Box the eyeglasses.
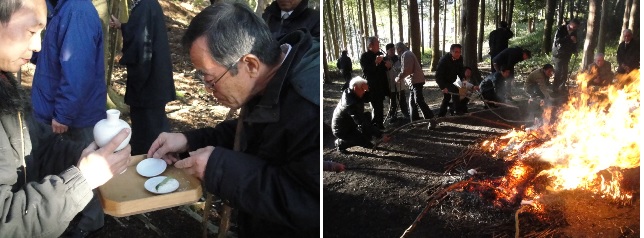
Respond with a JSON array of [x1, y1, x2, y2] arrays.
[[198, 63, 235, 89]]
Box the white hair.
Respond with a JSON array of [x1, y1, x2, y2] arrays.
[[349, 76, 368, 89]]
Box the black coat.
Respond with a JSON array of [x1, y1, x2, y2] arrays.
[[488, 27, 513, 57], [331, 88, 382, 138], [120, 0, 176, 107], [492, 47, 524, 72], [435, 53, 464, 91], [262, 0, 320, 40], [617, 39, 640, 70], [182, 31, 319, 237], [360, 50, 389, 100], [336, 55, 352, 77], [552, 25, 578, 59]]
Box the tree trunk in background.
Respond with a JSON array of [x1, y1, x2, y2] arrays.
[[409, 0, 422, 62], [568, 0, 574, 20], [575, 0, 581, 19], [462, 0, 478, 70], [398, 0, 404, 42], [323, 43, 330, 84], [389, 0, 394, 42], [362, 0, 370, 37], [357, 0, 366, 51], [477, 0, 485, 61], [370, 0, 378, 37], [339, 0, 348, 50], [596, 0, 609, 53], [495, 0, 499, 28], [628, 0, 638, 37], [460, 1, 466, 44], [254, 0, 270, 15], [542, 0, 556, 54], [508, 0, 514, 27], [421, 1, 424, 55], [454, 0, 459, 41], [442, 1, 447, 55], [431, 0, 440, 71], [557, 0, 565, 25], [581, 0, 599, 69], [619, 0, 631, 42], [95, 0, 128, 112], [327, 0, 339, 59]]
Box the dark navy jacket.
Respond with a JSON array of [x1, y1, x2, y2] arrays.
[[31, 0, 106, 128]]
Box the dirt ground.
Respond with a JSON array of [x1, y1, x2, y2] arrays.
[[322, 71, 640, 237]]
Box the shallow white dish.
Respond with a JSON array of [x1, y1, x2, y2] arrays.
[[144, 176, 179, 194], [136, 158, 167, 177]]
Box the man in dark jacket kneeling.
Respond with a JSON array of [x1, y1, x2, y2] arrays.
[[147, 3, 319, 237], [332, 77, 390, 153]]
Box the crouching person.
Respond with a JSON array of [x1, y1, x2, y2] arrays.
[[332, 77, 390, 153], [480, 65, 511, 108]]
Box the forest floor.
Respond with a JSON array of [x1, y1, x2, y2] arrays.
[[322, 69, 640, 237], [20, 1, 235, 237]]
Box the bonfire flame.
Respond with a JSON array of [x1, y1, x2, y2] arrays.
[[480, 70, 640, 203]]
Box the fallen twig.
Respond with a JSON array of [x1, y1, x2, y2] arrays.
[[400, 180, 471, 238]]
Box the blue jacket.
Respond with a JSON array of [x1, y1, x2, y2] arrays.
[[31, 0, 106, 128]]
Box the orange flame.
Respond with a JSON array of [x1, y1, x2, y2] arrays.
[[481, 70, 640, 201]]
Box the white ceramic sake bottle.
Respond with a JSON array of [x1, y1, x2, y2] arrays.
[[93, 109, 131, 151]]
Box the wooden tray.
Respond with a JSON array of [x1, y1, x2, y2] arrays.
[[98, 155, 203, 217]]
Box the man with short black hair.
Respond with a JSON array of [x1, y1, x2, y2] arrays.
[[0, 1, 131, 236], [147, 3, 319, 236], [337, 50, 352, 89], [552, 19, 580, 93], [525, 64, 555, 101], [480, 65, 511, 106], [360, 36, 390, 129], [436, 44, 464, 117], [488, 21, 514, 60]]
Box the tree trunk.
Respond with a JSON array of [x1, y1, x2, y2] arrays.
[[628, 0, 638, 37], [362, 0, 370, 37], [462, 0, 479, 69], [370, 0, 378, 37], [339, 0, 348, 50], [581, 0, 600, 69], [569, 0, 574, 20], [398, 0, 404, 42], [454, 0, 459, 41], [431, 0, 440, 71], [620, 0, 632, 42], [95, 0, 128, 112], [421, 0, 424, 55], [254, 0, 270, 15], [442, 1, 447, 55], [477, 0, 485, 61], [409, 0, 422, 62], [507, 0, 514, 27], [596, 0, 609, 53], [575, 0, 581, 19], [389, 0, 394, 42], [495, 0, 499, 28], [542, 0, 556, 54], [327, 0, 339, 59], [357, 0, 366, 51], [323, 43, 330, 84], [557, 0, 565, 25]]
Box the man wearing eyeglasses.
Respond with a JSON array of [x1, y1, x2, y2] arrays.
[[331, 77, 391, 153], [146, 3, 319, 237]]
